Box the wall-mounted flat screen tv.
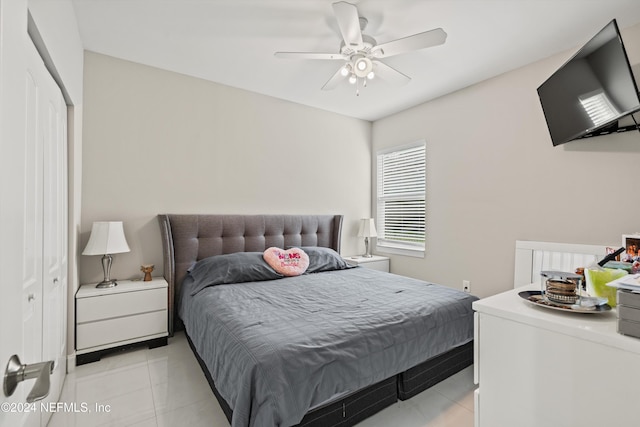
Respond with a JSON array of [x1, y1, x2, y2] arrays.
[[537, 19, 640, 146]]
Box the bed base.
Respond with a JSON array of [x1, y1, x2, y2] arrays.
[[186, 331, 397, 426], [397, 341, 473, 400], [186, 331, 472, 426]]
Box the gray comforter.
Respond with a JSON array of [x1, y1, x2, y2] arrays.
[[179, 267, 477, 427]]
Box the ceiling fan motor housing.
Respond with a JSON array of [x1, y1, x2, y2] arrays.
[[340, 34, 378, 56]]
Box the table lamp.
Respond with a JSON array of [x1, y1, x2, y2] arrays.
[[82, 221, 130, 288], [357, 218, 377, 258]]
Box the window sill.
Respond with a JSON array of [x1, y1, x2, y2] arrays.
[[376, 244, 424, 258]]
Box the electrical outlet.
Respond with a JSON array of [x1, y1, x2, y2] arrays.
[[463, 280, 471, 293]]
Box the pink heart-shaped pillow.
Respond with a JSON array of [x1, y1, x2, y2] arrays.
[[263, 247, 309, 277]]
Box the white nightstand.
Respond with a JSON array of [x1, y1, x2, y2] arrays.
[[75, 278, 168, 365], [344, 255, 390, 272]]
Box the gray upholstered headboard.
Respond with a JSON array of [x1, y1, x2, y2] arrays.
[[157, 214, 343, 334]]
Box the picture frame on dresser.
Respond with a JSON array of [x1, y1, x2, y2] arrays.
[[622, 234, 640, 263]]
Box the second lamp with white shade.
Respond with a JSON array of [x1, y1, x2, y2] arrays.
[[357, 218, 377, 258], [82, 221, 130, 288]]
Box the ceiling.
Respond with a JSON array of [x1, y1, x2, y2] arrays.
[[71, 0, 640, 121]]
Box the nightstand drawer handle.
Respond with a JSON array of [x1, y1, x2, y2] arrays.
[[53, 278, 58, 284], [27, 293, 35, 302]]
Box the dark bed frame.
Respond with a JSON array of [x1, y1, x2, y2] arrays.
[[158, 214, 473, 426]]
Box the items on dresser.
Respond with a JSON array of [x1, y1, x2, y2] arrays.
[[585, 267, 627, 307], [540, 270, 582, 304]]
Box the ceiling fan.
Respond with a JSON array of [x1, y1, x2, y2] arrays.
[[274, 1, 447, 94]]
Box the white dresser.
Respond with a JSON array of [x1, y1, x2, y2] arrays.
[[75, 278, 168, 364], [473, 286, 640, 427]]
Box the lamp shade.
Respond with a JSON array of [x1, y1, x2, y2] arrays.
[[82, 221, 130, 255], [357, 218, 378, 238]]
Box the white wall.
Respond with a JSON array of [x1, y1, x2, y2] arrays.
[[80, 52, 372, 284], [372, 22, 640, 299], [80, 21, 640, 299]]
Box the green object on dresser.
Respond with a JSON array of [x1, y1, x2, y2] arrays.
[[585, 268, 628, 307], [603, 261, 634, 272]]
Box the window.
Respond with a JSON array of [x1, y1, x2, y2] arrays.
[[579, 90, 619, 127], [376, 141, 425, 255]]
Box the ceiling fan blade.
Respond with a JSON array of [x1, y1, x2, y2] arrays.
[[332, 1, 364, 50], [322, 66, 347, 91], [372, 28, 447, 58], [275, 52, 346, 60], [373, 60, 411, 86]]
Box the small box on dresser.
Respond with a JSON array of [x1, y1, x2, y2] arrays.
[[617, 289, 640, 339], [75, 278, 169, 365]]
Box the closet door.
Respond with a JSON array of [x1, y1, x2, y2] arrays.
[[12, 30, 45, 427], [31, 40, 68, 427], [40, 57, 67, 426]]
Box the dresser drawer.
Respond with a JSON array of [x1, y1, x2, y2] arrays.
[[618, 304, 640, 323], [618, 290, 640, 308], [77, 287, 167, 323], [76, 310, 167, 350]]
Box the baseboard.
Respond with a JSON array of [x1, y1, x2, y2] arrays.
[[66, 352, 76, 373]]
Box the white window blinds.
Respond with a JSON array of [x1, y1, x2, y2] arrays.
[[579, 90, 619, 127], [376, 142, 425, 252]]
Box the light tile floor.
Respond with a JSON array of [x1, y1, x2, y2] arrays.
[[49, 332, 476, 427]]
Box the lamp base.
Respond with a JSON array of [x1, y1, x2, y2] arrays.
[[96, 254, 118, 288], [96, 280, 118, 288], [361, 237, 373, 258]]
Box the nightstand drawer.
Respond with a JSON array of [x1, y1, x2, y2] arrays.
[[77, 287, 167, 323], [76, 310, 167, 350]]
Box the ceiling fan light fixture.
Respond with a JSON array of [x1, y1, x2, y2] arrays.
[[340, 64, 351, 76], [348, 75, 357, 84], [352, 56, 373, 78], [367, 71, 375, 79]]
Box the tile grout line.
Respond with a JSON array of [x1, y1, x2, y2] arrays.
[[431, 388, 475, 414], [144, 357, 161, 426]]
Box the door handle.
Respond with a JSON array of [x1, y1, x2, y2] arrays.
[[3, 355, 54, 403]]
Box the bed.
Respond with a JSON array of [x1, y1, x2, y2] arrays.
[[158, 214, 477, 427]]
